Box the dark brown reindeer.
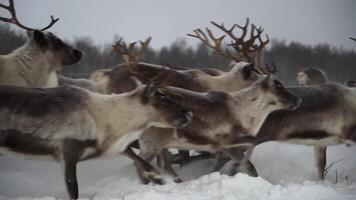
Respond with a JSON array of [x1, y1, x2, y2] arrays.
[[0, 82, 192, 199], [0, 0, 82, 88]]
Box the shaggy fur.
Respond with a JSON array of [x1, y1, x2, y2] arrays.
[[0, 84, 191, 199], [0, 30, 82, 88]]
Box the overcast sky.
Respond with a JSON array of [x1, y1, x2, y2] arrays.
[[1, 0, 356, 50]]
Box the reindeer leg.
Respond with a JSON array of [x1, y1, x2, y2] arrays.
[[158, 149, 182, 183], [123, 147, 165, 185], [314, 145, 327, 180], [221, 146, 257, 177], [59, 139, 84, 200], [211, 152, 230, 172]]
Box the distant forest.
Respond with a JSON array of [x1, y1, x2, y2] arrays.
[[1, 24, 356, 85]]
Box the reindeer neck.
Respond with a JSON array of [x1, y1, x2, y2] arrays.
[[202, 70, 243, 92], [231, 88, 274, 136], [10, 42, 58, 87], [88, 89, 154, 144]]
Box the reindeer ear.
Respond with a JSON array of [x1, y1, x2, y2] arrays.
[[32, 30, 47, 47], [140, 84, 156, 104], [260, 75, 271, 89]]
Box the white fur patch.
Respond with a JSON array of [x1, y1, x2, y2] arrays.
[[105, 130, 143, 156]]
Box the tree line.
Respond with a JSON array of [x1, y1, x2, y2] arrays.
[[1, 24, 355, 85]]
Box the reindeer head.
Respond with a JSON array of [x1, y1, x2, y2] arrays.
[[27, 30, 83, 68], [251, 76, 301, 111], [0, 0, 82, 69]]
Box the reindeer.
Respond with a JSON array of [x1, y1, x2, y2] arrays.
[[221, 82, 354, 180], [0, 0, 82, 88], [297, 67, 328, 86], [88, 20, 273, 180], [136, 74, 300, 183], [90, 18, 271, 95], [0, 81, 193, 199]]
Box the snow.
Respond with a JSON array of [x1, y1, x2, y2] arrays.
[[0, 142, 355, 200]]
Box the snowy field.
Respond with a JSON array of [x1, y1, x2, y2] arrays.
[[0, 142, 355, 200]]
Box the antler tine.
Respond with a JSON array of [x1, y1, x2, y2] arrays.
[[211, 21, 239, 41], [188, 27, 243, 62], [235, 17, 250, 39], [252, 24, 269, 50], [212, 19, 258, 62], [113, 37, 152, 77], [0, 0, 58, 31], [350, 37, 356, 42], [136, 37, 152, 62]]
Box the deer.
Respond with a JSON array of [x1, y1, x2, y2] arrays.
[[91, 18, 272, 95], [163, 34, 356, 181], [136, 74, 301, 183], [296, 66, 329, 86], [0, 80, 193, 199], [89, 18, 272, 96], [0, 0, 82, 88]]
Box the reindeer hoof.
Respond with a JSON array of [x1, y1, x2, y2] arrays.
[[150, 176, 165, 185], [173, 177, 183, 183], [144, 171, 166, 185]]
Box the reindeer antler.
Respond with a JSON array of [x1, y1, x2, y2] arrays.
[[187, 28, 240, 61], [350, 37, 356, 42], [113, 37, 152, 65], [0, 0, 59, 31], [212, 18, 269, 62], [188, 18, 270, 66]]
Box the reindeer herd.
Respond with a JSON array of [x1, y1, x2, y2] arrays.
[[0, 1, 356, 199]]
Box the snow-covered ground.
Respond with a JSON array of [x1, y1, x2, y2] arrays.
[[0, 142, 355, 200]]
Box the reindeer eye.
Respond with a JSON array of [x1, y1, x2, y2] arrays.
[[274, 80, 283, 89]]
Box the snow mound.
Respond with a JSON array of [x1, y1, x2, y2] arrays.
[[80, 173, 355, 200]]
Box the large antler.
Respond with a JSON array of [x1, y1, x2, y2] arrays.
[[113, 37, 152, 65], [188, 18, 270, 68], [211, 18, 269, 65], [0, 0, 59, 31], [187, 28, 241, 62]]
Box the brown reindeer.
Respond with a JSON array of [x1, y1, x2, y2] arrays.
[[0, 82, 192, 199], [0, 0, 82, 88]]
